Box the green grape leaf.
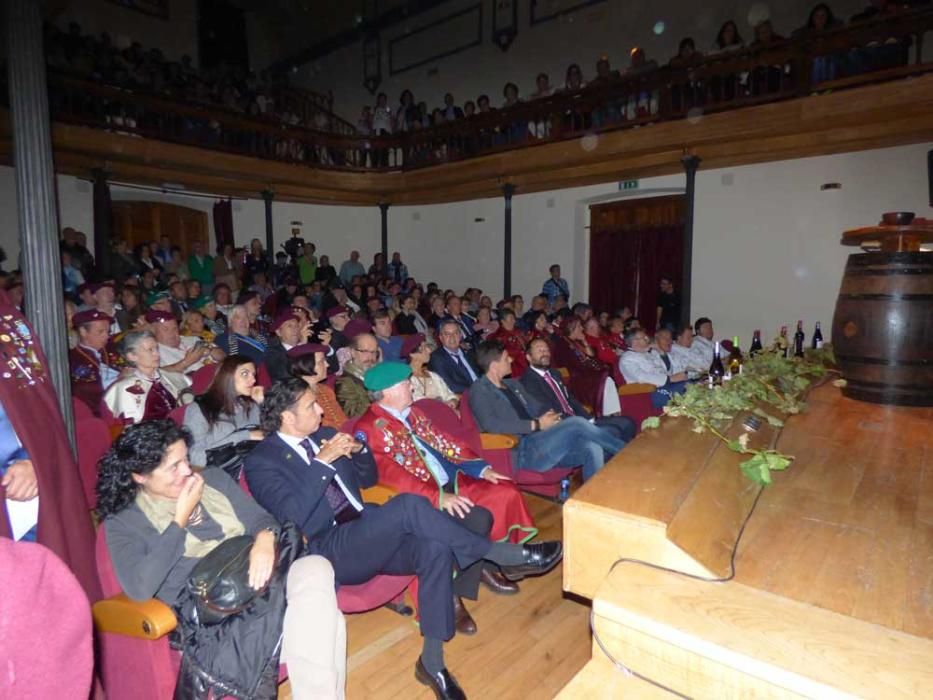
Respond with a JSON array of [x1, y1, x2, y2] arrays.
[[641, 416, 661, 431], [727, 440, 743, 453]]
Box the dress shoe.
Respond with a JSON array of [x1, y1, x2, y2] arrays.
[[453, 596, 477, 635], [499, 541, 563, 582], [383, 599, 414, 617], [415, 658, 467, 700], [480, 567, 521, 594]]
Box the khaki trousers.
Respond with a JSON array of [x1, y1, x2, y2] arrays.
[[282, 555, 347, 700]]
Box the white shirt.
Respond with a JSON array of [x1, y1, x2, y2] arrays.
[[691, 336, 715, 370], [159, 336, 204, 373], [619, 349, 669, 387], [669, 344, 697, 373], [277, 431, 364, 513]]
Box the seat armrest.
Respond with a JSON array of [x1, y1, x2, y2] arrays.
[[618, 383, 657, 396], [480, 433, 519, 449], [361, 484, 397, 505], [92, 593, 177, 640]]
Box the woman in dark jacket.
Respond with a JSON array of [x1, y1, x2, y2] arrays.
[[97, 420, 346, 699]]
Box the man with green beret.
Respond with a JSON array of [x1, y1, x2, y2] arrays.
[[191, 295, 227, 336]]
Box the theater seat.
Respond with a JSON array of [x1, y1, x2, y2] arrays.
[[189, 363, 219, 394], [616, 382, 662, 431], [73, 398, 112, 510], [458, 390, 577, 500]]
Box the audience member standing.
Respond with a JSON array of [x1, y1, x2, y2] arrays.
[[541, 264, 570, 305]]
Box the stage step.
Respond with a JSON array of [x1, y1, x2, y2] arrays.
[[555, 654, 672, 699], [589, 564, 933, 699]]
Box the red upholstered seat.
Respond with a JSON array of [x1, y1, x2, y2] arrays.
[[189, 363, 219, 395], [167, 404, 187, 426], [73, 399, 113, 510], [458, 390, 577, 500], [256, 362, 273, 389]]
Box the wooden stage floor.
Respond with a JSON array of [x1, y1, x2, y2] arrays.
[[338, 493, 592, 699]]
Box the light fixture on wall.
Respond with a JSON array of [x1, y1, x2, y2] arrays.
[[820, 183, 842, 191]]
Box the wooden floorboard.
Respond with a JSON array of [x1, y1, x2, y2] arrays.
[[343, 493, 592, 700]]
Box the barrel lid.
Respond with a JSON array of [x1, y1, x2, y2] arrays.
[[842, 223, 933, 252]]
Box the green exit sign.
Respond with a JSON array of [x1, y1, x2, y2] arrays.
[[619, 179, 639, 190]]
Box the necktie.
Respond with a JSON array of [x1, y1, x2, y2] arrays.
[[299, 438, 360, 525], [543, 371, 574, 415], [453, 352, 474, 381], [660, 352, 672, 372]]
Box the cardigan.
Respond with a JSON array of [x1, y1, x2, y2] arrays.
[[183, 401, 262, 468]]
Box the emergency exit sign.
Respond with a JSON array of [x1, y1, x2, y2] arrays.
[[619, 179, 639, 190]]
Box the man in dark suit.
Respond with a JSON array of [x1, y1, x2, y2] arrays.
[[244, 378, 562, 700], [263, 308, 305, 382], [428, 320, 481, 394], [468, 340, 627, 482], [440, 297, 477, 350], [519, 338, 636, 443]]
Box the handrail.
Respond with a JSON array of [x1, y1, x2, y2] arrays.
[[10, 7, 930, 173]]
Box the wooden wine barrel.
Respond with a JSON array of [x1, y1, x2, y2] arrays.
[[831, 251, 933, 406]]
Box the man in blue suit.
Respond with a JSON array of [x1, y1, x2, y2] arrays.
[[244, 377, 562, 700], [428, 320, 481, 394]]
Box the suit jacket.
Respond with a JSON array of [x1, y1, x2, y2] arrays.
[[263, 339, 290, 382], [428, 346, 480, 394], [467, 376, 546, 436], [243, 427, 378, 541], [519, 367, 591, 419]]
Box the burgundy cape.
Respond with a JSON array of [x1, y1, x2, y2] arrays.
[[0, 294, 102, 601]]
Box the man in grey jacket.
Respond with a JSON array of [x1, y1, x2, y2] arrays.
[[467, 340, 626, 481]]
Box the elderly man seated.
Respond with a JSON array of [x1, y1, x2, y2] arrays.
[[69, 309, 121, 416], [265, 308, 309, 382], [690, 316, 716, 369], [670, 324, 704, 374], [468, 340, 626, 482], [335, 332, 381, 418], [429, 320, 480, 395], [146, 309, 225, 374], [619, 328, 687, 409], [356, 362, 537, 633]]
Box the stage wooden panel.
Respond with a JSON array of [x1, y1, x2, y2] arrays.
[[562, 382, 933, 698]]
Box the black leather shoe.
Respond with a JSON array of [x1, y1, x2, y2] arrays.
[[499, 541, 563, 582], [453, 596, 477, 635], [415, 658, 467, 700], [480, 567, 521, 594]]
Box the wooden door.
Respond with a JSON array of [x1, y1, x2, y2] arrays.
[[111, 201, 209, 257]]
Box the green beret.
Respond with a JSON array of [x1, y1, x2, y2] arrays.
[[191, 295, 215, 310], [363, 362, 412, 392], [146, 289, 171, 306]]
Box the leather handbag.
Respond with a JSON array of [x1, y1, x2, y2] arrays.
[[204, 438, 261, 482], [187, 534, 269, 625]]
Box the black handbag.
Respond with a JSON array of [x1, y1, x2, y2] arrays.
[[187, 534, 270, 625], [205, 438, 261, 482]]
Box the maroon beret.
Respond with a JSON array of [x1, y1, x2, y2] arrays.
[[144, 310, 176, 324], [270, 309, 300, 333], [72, 309, 113, 329], [88, 282, 115, 294], [343, 319, 373, 341], [400, 333, 426, 360], [325, 305, 351, 320], [286, 343, 329, 359]]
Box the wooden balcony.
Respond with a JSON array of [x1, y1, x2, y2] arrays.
[[0, 8, 931, 205]]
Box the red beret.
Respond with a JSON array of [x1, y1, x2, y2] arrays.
[[72, 309, 113, 329], [400, 333, 426, 360], [144, 310, 176, 324], [343, 319, 372, 341], [270, 309, 299, 333], [88, 282, 115, 294], [286, 343, 329, 359], [325, 305, 350, 320]]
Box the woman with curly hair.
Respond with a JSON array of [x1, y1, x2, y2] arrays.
[[183, 356, 266, 468], [97, 420, 346, 699]]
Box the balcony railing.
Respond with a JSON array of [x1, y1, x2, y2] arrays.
[[13, 7, 933, 173]]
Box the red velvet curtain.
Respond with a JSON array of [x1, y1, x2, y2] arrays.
[[589, 224, 684, 323], [212, 199, 234, 253]]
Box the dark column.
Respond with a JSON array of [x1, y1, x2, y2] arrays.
[[502, 184, 515, 298], [92, 168, 112, 278], [262, 190, 274, 264], [681, 155, 701, 330], [379, 202, 389, 276], [5, 0, 74, 444]]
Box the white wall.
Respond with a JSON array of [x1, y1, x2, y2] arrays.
[[0, 142, 929, 346], [297, 0, 866, 120]]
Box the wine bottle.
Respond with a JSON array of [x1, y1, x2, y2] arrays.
[[728, 336, 743, 378], [793, 320, 805, 358], [778, 326, 789, 358], [812, 321, 823, 349], [709, 341, 725, 387], [749, 330, 763, 356]]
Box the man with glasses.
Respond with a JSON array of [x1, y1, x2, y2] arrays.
[[336, 333, 381, 417], [429, 320, 481, 394], [619, 328, 688, 409]]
